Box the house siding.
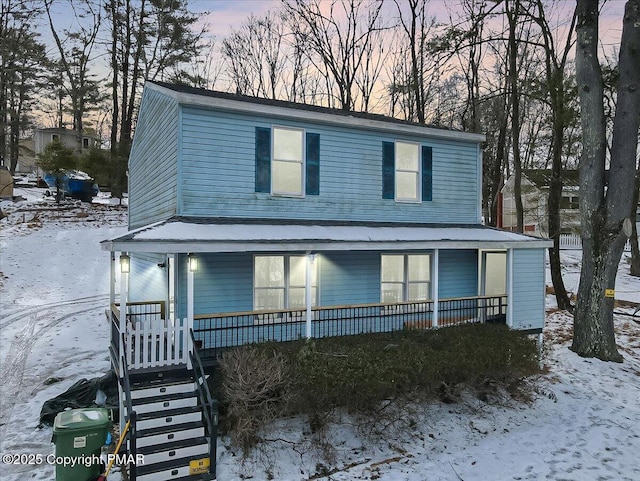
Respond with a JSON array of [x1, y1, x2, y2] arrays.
[[128, 88, 179, 229], [511, 248, 546, 330], [179, 106, 480, 224], [173, 249, 481, 318], [438, 250, 478, 299], [129, 253, 167, 303], [319, 252, 380, 305]]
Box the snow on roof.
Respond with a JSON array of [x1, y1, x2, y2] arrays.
[[102, 217, 552, 253]]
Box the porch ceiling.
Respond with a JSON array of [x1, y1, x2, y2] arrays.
[[101, 217, 552, 253]]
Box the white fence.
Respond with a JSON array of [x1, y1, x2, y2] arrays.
[[559, 233, 632, 252], [125, 318, 192, 370]]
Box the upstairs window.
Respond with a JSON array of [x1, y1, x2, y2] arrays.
[[395, 142, 420, 201], [382, 141, 432, 202], [381, 254, 431, 303], [560, 196, 579, 210], [255, 127, 320, 196], [51, 134, 60, 142], [273, 127, 304, 196]]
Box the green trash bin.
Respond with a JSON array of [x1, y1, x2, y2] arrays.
[[52, 408, 112, 481]]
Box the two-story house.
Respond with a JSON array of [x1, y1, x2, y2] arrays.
[[500, 169, 581, 237], [101, 81, 551, 481], [34, 127, 100, 154]]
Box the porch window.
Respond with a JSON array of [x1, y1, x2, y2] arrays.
[[381, 254, 431, 303], [254, 255, 318, 310]]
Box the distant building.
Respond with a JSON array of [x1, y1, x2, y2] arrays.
[[34, 128, 100, 156], [500, 169, 580, 237]]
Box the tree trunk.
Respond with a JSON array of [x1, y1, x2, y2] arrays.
[[507, 0, 524, 232], [573, 0, 640, 361], [629, 171, 640, 277], [548, 76, 572, 310]]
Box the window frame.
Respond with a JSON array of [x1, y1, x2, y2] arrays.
[[253, 254, 319, 312], [271, 125, 306, 197], [394, 141, 421, 203], [380, 253, 432, 303]]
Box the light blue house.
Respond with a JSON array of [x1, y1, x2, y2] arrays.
[[101, 81, 550, 480]]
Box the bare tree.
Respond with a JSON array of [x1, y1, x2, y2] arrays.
[[522, 0, 578, 310], [282, 0, 386, 111], [0, 0, 47, 173], [572, 0, 640, 361], [392, 0, 434, 124], [44, 0, 103, 141], [222, 11, 289, 99]]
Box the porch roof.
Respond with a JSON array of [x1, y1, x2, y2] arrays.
[[101, 217, 552, 253]]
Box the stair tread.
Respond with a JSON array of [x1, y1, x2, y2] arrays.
[[150, 475, 215, 481], [131, 376, 195, 390], [134, 405, 202, 421], [137, 436, 209, 455], [137, 420, 204, 438], [131, 389, 197, 405], [136, 453, 213, 476]]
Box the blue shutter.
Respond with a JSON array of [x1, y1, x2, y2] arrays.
[[382, 141, 395, 199], [306, 132, 320, 195], [422, 145, 432, 201], [255, 127, 271, 193]]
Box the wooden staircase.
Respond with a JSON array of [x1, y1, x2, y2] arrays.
[[126, 370, 215, 480], [119, 329, 218, 481]]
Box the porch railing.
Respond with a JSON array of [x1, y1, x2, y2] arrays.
[[110, 301, 192, 371], [192, 295, 507, 355], [126, 318, 190, 370]]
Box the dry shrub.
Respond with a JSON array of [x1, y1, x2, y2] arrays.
[[219, 345, 293, 452]]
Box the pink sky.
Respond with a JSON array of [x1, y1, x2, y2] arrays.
[[191, 0, 626, 46]]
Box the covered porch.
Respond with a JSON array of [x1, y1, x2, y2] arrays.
[[102, 217, 551, 373]]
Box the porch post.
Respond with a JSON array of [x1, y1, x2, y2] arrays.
[[506, 248, 514, 327], [433, 249, 439, 328], [119, 255, 129, 368], [118, 253, 129, 431], [187, 255, 195, 369], [109, 252, 115, 310], [305, 253, 315, 339]]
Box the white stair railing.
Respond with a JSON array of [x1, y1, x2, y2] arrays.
[[126, 318, 189, 369]]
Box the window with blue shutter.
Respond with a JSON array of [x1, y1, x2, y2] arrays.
[[256, 126, 320, 196], [384, 141, 433, 202]]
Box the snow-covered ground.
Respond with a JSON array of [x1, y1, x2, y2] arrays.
[[0, 190, 638, 481]]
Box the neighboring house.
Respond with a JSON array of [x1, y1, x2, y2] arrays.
[[34, 127, 100, 155], [101, 81, 551, 480], [500, 169, 581, 237]]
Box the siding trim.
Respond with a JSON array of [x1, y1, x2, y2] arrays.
[[177, 105, 184, 215]]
